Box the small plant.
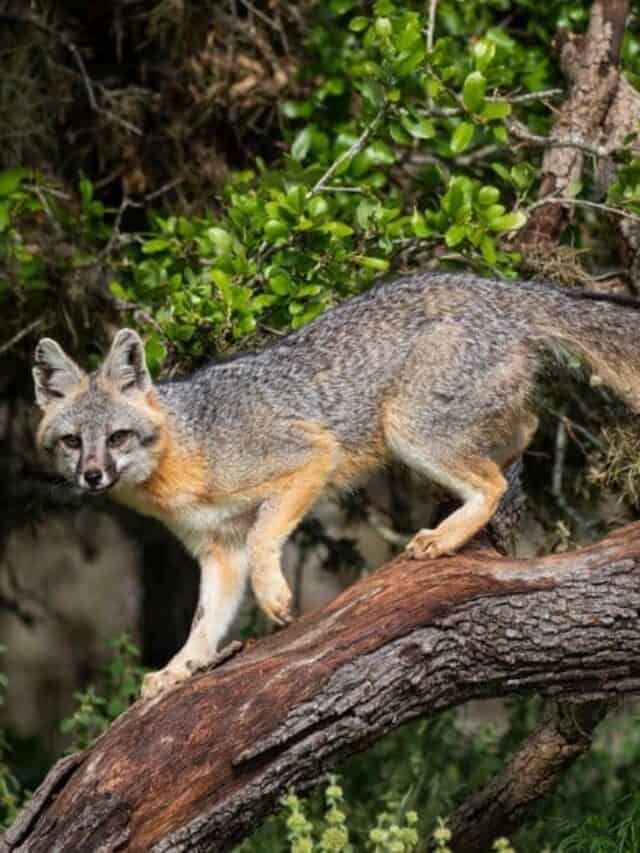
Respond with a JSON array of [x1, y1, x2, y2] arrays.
[[432, 817, 452, 852], [368, 807, 419, 853], [0, 650, 23, 829], [261, 775, 419, 853], [493, 837, 517, 853], [60, 634, 146, 751]]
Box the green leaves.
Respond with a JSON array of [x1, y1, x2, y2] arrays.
[[349, 15, 369, 32], [400, 113, 436, 140], [451, 122, 475, 154], [0, 168, 30, 197], [142, 238, 172, 254], [207, 227, 234, 254], [291, 127, 313, 162], [462, 71, 486, 113], [481, 100, 511, 121], [2, 0, 571, 364], [473, 38, 496, 71], [488, 210, 527, 232], [144, 334, 167, 372]]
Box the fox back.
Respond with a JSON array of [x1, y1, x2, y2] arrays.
[[34, 272, 640, 506]]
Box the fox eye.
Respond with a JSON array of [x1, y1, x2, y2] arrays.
[[108, 429, 134, 449], [61, 434, 81, 450]]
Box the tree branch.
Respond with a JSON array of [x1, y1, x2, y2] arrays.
[[5, 523, 640, 852], [439, 699, 610, 853], [310, 109, 386, 195], [524, 196, 640, 227]]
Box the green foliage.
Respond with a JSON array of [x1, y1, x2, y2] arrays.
[[3, 0, 640, 376], [0, 168, 48, 295], [59, 634, 146, 751], [236, 774, 420, 853], [236, 698, 640, 853], [0, 648, 23, 829], [3, 2, 640, 840], [607, 158, 640, 216]]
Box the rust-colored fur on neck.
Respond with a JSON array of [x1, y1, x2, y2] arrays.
[[133, 393, 210, 509]]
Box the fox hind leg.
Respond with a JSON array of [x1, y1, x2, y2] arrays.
[[387, 410, 538, 560], [384, 404, 508, 558], [404, 455, 507, 558]]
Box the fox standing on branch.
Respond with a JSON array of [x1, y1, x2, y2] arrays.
[[32, 272, 640, 698]]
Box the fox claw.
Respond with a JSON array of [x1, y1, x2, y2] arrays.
[[141, 664, 193, 700], [253, 572, 293, 626], [405, 528, 456, 560]]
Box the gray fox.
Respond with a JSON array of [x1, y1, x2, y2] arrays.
[[32, 272, 640, 697]]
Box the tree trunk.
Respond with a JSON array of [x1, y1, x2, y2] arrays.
[[519, 0, 629, 248], [5, 525, 640, 853]]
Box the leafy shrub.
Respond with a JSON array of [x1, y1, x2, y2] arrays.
[[0, 648, 23, 829], [5, 0, 640, 375], [59, 634, 146, 751]]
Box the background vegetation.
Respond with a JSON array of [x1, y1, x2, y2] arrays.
[[2, 0, 640, 849]]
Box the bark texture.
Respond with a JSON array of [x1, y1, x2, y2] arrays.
[[4, 524, 640, 852], [519, 0, 630, 248], [439, 699, 609, 853]]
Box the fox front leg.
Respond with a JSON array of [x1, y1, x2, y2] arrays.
[[248, 451, 334, 625], [141, 544, 249, 699]]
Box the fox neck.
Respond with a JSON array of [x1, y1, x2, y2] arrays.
[[111, 394, 213, 513]]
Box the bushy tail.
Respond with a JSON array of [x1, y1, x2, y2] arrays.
[[534, 288, 640, 412]]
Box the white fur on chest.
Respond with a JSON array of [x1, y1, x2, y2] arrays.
[[168, 500, 252, 555], [112, 487, 252, 556]]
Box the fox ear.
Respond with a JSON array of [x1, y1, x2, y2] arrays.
[[100, 329, 152, 394], [33, 339, 86, 409]]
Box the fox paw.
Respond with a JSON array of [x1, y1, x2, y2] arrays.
[[405, 528, 456, 560], [252, 572, 293, 626], [141, 665, 192, 700]]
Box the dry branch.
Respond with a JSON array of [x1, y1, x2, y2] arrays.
[[4, 523, 640, 852]]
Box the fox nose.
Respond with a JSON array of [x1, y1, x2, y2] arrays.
[[83, 468, 103, 489]]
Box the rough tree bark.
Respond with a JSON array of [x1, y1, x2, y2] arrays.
[[4, 523, 640, 853], [519, 0, 630, 249], [439, 699, 609, 853]]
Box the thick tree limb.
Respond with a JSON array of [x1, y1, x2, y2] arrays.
[[4, 523, 640, 852], [439, 698, 609, 853]]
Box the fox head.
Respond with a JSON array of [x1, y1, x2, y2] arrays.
[[33, 329, 164, 494]]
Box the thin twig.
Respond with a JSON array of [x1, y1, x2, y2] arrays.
[[491, 88, 563, 104], [426, 0, 438, 52], [417, 87, 565, 121], [237, 0, 281, 33], [101, 197, 134, 258], [455, 144, 501, 166], [64, 41, 142, 136], [367, 508, 409, 547], [548, 409, 605, 451], [315, 186, 366, 194], [552, 412, 568, 500], [309, 109, 386, 196], [508, 119, 611, 157], [100, 178, 184, 258], [0, 318, 44, 357], [0, 14, 142, 136], [525, 197, 640, 226]]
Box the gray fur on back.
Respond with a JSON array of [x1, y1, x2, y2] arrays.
[[156, 271, 640, 462]]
